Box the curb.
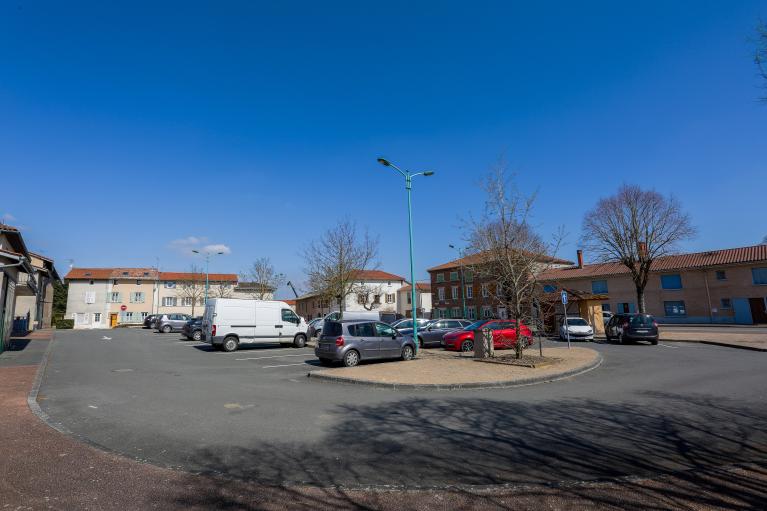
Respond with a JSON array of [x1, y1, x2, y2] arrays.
[[307, 351, 603, 390], [26, 332, 75, 435], [663, 339, 767, 352]]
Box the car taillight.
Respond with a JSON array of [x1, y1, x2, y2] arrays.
[[652, 321, 658, 328], [335, 336, 345, 347], [211, 324, 217, 336]]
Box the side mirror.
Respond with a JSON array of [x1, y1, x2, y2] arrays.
[[392, 334, 397, 339]]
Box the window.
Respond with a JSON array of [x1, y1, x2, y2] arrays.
[[467, 307, 476, 319], [94, 313, 101, 323], [482, 306, 493, 318], [464, 270, 473, 283], [436, 273, 445, 283], [481, 283, 490, 298], [108, 292, 120, 303], [664, 301, 687, 316], [373, 294, 381, 304], [122, 272, 129, 276], [84, 291, 96, 304], [591, 280, 608, 294], [617, 302, 633, 313], [437, 287, 445, 301], [543, 284, 556, 293], [452, 307, 461, 318], [162, 297, 177, 307], [282, 309, 300, 324], [716, 270, 727, 281], [141, 312, 148, 319], [164, 281, 176, 289], [375, 322, 396, 337], [136, 280, 141, 286], [130, 292, 145, 303], [752, 267, 767, 285], [450, 271, 459, 281], [407, 294, 411, 305], [181, 297, 194, 306], [451, 286, 458, 300], [438, 308, 447, 319], [661, 274, 683, 290], [601, 303, 611, 312], [465, 285, 473, 299], [385, 293, 395, 304], [357, 293, 367, 304], [720, 298, 732, 309], [113, 279, 118, 285], [89, 280, 94, 285]]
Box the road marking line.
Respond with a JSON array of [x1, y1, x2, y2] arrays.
[[658, 343, 679, 349], [236, 354, 312, 361], [261, 362, 314, 368]]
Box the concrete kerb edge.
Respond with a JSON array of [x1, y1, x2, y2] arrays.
[[664, 339, 767, 352], [307, 351, 604, 390], [27, 332, 75, 436]]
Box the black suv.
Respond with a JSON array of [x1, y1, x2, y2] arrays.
[[605, 313, 659, 345]]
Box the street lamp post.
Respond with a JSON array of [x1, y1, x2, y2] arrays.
[[448, 244, 467, 319], [377, 157, 434, 355], [192, 250, 225, 308]]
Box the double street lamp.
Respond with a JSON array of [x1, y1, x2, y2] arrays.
[[191, 249, 225, 307], [377, 157, 434, 355]]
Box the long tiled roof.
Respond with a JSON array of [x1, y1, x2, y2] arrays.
[[538, 244, 767, 281], [159, 271, 237, 282], [400, 282, 431, 292], [353, 270, 407, 281], [65, 268, 237, 282], [428, 250, 573, 272]]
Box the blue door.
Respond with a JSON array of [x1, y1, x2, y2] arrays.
[[732, 298, 752, 325]]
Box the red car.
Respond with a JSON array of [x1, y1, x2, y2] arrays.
[[442, 319, 533, 352]]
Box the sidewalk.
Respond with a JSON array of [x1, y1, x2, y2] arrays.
[[660, 330, 767, 351]]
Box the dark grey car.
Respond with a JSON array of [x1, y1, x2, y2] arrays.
[[315, 320, 417, 367], [399, 319, 472, 348], [155, 313, 192, 333], [605, 313, 659, 345]]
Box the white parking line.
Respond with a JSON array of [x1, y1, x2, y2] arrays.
[[235, 354, 312, 361], [261, 362, 313, 368], [658, 343, 679, 349]]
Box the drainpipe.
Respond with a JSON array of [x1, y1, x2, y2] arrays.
[[703, 270, 713, 324]]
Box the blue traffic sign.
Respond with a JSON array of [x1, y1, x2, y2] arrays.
[[561, 291, 568, 304]]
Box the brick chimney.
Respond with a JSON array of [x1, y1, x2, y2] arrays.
[[576, 250, 584, 269]]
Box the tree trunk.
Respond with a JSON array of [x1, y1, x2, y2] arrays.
[[636, 286, 646, 314]]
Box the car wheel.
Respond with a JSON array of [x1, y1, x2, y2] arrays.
[[343, 350, 360, 367], [293, 334, 307, 348], [192, 330, 202, 342], [319, 358, 334, 366], [222, 336, 239, 352], [401, 345, 414, 361], [651, 338, 659, 345], [162, 325, 171, 333], [417, 336, 424, 348], [461, 340, 474, 352]]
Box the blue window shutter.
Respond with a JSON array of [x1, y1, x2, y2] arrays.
[[628, 302, 636, 313]]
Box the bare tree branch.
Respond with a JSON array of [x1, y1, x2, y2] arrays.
[[176, 264, 205, 316], [240, 258, 283, 300]]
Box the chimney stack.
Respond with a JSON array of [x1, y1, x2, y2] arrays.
[[577, 250, 584, 269]]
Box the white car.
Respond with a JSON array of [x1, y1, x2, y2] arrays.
[[559, 317, 594, 341]]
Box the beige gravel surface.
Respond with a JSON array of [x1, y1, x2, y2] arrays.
[[309, 347, 600, 386], [660, 330, 767, 350]]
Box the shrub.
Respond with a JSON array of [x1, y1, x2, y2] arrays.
[[54, 319, 74, 329]]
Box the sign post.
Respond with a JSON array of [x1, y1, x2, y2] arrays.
[[561, 291, 571, 349]]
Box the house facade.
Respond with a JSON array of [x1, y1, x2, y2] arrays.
[[396, 282, 432, 318], [427, 252, 573, 320], [14, 252, 60, 330], [0, 223, 37, 349], [295, 270, 408, 320], [538, 245, 767, 325], [65, 268, 238, 328]]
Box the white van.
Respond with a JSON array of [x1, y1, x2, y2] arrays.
[[203, 298, 308, 352]]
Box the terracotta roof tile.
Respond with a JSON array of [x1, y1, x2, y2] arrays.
[[428, 250, 573, 272], [65, 268, 237, 281], [159, 271, 237, 282], [352, 270, 407, 281], [400, 283, 431, 292], [539, 244, 767, 281]]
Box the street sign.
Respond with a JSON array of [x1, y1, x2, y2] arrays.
[[561, 291, 568, 304], [120, 305, 127, 311]]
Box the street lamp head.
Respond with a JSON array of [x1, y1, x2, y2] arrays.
[[191, 250, 199, 254], [377, 157, 391, 167], [423, 171, 435, 176], [217, 251, 224, 255], [449, 244, 455, 249]]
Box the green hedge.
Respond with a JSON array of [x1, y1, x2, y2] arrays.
[[54, 319, 74, 329]]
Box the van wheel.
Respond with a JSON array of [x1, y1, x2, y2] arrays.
[[651, 338, 659, 345], [162, 325, 172, 333], [343, 350, 360, 367], [293, 334, 307, 348], [222, 336, 239, 352], [192, 330, 202, 342], [401, 345, 414, 361]]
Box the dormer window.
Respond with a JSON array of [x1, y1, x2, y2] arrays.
[[122, 272, 129, 276]]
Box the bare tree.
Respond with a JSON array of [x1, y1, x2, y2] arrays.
[[176, 265, 205, 316], [303, 220, 378, 319], [582, 184, 696, 313], [756, 21, 767, 101], [240, 258, 284, 300], [466, 163, 564, 359], [208, 280, 234, 299], [353, 283, 386, 311]]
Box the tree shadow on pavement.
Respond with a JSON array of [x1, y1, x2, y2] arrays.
[[163, 391, 767, 510]]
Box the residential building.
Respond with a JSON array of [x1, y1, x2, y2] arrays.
[[231, 282, 275, 300], [14, 252, 60, 330], [538, 245, 767, 325], [428, 251, 573, 320], [295, 270, 408, 320], [396, 282, 432, 318], [65, 268, 237, 328], [0, 223, 37, 349]]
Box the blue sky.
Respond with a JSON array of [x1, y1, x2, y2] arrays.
[[1, 1, 765, 299]]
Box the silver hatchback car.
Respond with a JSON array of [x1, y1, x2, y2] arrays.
[[316, 320, 417, 367]]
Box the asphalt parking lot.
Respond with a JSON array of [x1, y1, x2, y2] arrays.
[[39, 327, 767, 489]]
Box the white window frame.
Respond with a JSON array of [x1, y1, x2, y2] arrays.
[[181, 297, 194, 307], [385, 293, 395, 304], [162, 296, 177, 307], [108, 292, 120, 303], [437, 287, 445, 301], [451, 286, 458, 300], [465, 285, 473, 299], [482, 305, 493, 318], [481, 283, 489, 298]]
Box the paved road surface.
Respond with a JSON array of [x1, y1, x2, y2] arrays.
[[39, 328, 767, 489]]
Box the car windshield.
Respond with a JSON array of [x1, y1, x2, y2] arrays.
[[396, 320, 414, 329], [630, 315, 654, 326], [322, 321, 342, 337], [463, 320, 487, 331], [567, 318, 588, 326]]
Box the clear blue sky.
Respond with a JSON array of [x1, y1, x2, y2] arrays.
[[2, 1, 765, 299]]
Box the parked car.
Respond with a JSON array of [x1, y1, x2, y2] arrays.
[[311, 310, 389, 339], [315, 320, 416, 367], [391, 318, 430, 331], [203, 299, 308, 352], [602, 311, 613, 324], [155, 313, 192, 333], [307, 318, 323, 338], [399, 319, 472, 348], [144, 314, 161, 329], [442, 319, 533, 352], [182, 316, 204, 341], [605, 313, 659, 345], [559, 317, 594, 341]]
